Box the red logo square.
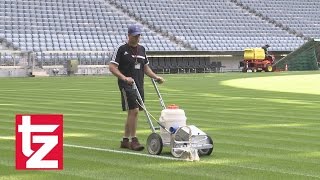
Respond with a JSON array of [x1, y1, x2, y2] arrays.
[[16, 114, 63, 170]]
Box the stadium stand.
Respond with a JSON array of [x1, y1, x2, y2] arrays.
[[110, 0, 307, 51], [235, 0, 320, 39], [1, 0, 315, 53], [0, 0, 319, 76], [0, 0, 184, 53]]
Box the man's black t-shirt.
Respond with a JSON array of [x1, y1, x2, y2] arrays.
[[110, 43, 149, 91]]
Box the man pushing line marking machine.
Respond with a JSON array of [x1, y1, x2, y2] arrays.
[[134, 79, 214, 161]]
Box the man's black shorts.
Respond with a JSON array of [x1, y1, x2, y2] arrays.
[[120, 87, 144, 111]]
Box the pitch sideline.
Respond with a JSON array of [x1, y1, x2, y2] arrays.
[[64, 143, 185, 161]]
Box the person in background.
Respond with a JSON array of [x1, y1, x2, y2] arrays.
[[261, 44, 270, 56]]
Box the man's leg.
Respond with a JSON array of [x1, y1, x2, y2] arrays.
[[120, 88, 131, 149], [126, 108, 144, 151], [126, 108, 139, 137], [120, 109, 138, 149], [120, 88, 144, 151]]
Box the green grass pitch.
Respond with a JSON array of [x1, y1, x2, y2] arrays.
[[0, 71, 319, 180]]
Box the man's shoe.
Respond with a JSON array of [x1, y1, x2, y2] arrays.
[[130, 137, 144, 151], [120, 138, 130, 149]]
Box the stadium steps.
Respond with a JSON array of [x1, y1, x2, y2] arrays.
[[230, 0, 310, 41], [0, 42, 10, 51], [106, 0, 194, 51], [0, 37, 18, 51]]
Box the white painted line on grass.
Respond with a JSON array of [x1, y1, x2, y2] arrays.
[[64, 144, 186, 161], [0, 136, 184, 161]]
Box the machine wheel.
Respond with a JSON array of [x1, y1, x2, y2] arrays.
[[198, 135, 214, 156], [252, 68, 257, 72], [265, 65, 273, 72], [147, 133, 163, 155]]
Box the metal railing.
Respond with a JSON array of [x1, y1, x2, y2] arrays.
[[35, 51, 113, 67]]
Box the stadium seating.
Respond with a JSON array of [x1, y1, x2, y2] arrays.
[[236, 0, 320, 39], [110, 0, 309, 51], [0, 0, 319, 62], [0, 0, 185, 54]]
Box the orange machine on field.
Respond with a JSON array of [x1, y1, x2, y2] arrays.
[[241, 48, 275, 72]]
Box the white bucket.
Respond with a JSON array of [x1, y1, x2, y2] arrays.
[[159, 105, 187, 143]]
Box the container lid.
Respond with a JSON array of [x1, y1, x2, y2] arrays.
[[167, 104, 179, 109]]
